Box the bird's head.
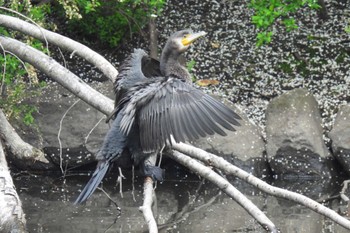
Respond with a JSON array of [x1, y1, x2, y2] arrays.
[[167, 29, 207, 53], [160, 29, 206, 79]]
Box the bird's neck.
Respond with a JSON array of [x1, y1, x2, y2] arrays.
[[160, 50, 191, 82]]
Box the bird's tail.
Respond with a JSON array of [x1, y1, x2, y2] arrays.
[[74, 161, 110, 204]]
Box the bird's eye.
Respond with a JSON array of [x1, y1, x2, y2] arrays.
[[183, 34, 188, 39]]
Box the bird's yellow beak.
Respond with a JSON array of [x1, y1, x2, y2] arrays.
[[181, 31, 207, 46]]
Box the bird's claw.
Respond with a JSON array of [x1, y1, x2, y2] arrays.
[[141, 164, 164, 182]]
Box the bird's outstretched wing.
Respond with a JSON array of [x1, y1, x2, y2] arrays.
[[118, 77, 241, 152]]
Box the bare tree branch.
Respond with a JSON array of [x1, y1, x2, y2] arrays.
[[0, 108, 49, 169], [168, 150, 279, 233], [140, 153, 159, 232], [0, 14, 118, 82], [0, 36, 114, 116], [0, 140, 27, 232], [140, 176, 158, 233], [172, 142, 350, 230]]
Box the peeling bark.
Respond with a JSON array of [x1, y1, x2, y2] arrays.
[[0, 140, 27, 232]]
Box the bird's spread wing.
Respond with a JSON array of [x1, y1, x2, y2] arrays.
[[119, 77, 241, 152]]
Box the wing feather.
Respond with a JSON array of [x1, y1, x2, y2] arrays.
[[123, 77, 241, 152]]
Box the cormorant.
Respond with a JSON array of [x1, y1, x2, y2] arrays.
[[74, 29, 241, 204]]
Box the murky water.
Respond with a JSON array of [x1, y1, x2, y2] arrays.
[[13, 167, 349, 233]]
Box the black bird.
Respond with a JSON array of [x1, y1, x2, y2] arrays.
[[74, 30, 241, 204]]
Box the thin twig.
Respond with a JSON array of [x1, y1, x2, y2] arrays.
[[57, 47, 67, 68], [340, 180, 350, 202], [84, 115, 106, 145], [157, 145, 165, 167], [1, 50, 30, 82], [132, 165, 136, 202], [0, 41, 7, 96], [116, 9, 145, 39], [117, 167, 125, 198], [97, 187, 121, 210], [58, 99, 80, 175], [70, 50, 77, 59]]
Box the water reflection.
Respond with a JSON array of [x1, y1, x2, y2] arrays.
[[13, 168, 349, 233]]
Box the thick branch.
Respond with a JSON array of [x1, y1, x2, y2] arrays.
[[168, 150, 278, 233], [0, 140, 26, 232], [140, 153, 158, 232], [0, 109, 50, 169], [172, 142, 350, 230], [0, 36, 114, 116], [140, 177, 158, 233], [0, 14, 118, 82]]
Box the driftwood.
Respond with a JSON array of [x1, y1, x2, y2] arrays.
[[1, 13, 350, 232], [0, 140, 26, 232]]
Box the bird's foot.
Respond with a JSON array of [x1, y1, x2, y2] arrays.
[[141, 164, 164, 182]]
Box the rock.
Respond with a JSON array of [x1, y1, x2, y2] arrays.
[[265, 88, 331, 178], [329, 105, 350, 175], [15, 81, 114, 166], [192, 103, 268, 177]]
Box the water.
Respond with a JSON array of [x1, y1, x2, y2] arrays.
[[13, 168, 349, 233]]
